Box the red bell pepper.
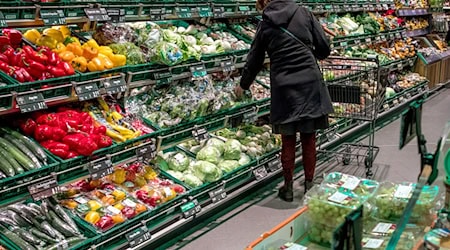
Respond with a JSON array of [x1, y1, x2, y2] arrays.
[[25, 59, 46, 72], [47, 66, 66, 77], [18, 68, 33, 82], [76, 136, 98, 156], [0, 62, 13, 75], [62, 133, 85, 150], [66, 151, 79, 159], [38, 72, 53, 81], [40, 140, 56, 149], [34, 125, 54, 141], [94, 125, 107, 135], [2, 47, 14, 59], [47, 51, 59, 66], [26, 67, 41, 80], [49, 148, 69, 159], [58, 111, 81, 129], [80, 123, 94, 134], [19, 118, 37, 135], [90, 133, 101, 144], [13, 67, 25, 82], [0, 36, 11, 50], [59, 61, 74, 75], [95, 216, 114, 231], [52, 127, 67, 141], [23, 46, 49, 65], [0, 54, 8, 64], [11, 50, 26, 67], [2, 29, 22, 46], [97, 135, 113, 148], [81, 112, 93, 125], [36, 113, 59, 127]]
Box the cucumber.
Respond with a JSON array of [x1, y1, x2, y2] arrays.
[[12, 227, 45, 246], [45, 237, 85, 250], [0, 150, 24, 174], [29, 228, 59, 244], [41, 221, 65, 241], [0, 128, 47, 163], [0, 154, 15, 177], [49, 200, 80, 234], [48, 210, 79, 237], [4, 134, 43, 168], [0, 137, 36, 170], [0, 226, 37, 250]]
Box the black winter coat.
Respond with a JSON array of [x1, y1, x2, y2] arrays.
[[240, 0, 334, 125]]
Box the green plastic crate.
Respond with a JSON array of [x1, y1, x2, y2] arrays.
[[78, 66, 128, 82], [0, 2, 20, 20], [126, 63, 165, 83]]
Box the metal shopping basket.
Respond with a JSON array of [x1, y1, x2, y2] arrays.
[[318, 56, 385, 178]]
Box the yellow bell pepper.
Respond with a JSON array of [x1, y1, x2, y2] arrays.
[[59, 51, 75, 62], [23, 29, 41, 44], [52, 25, 70, 38], [83, 47, 98, 60], [113, 203, 124, 211], [53, 43, 66, 54], [84, 39, 100, 49], [85, 211, 101, 224], [36, 35, 58, 49], [66, 43, 83, 56], [88, 200, 102, 211], [71, 57, 87, 72], [87, 57, 105, 72], [112, 190, 126, 201], [98, 46, 113, 54], [98, 53, 114, 69], [43, 28, 64, 43], [111, 54, 126, 67]]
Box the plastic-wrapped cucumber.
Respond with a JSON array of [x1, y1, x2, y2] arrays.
[[0, 226, 37, 250], [29, 228, 59, 244], [48, 210, 79, 237], [12, 227, 45, 246]]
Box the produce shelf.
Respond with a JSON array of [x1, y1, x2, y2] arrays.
[[331, 28, 406, 49], [397, 8, 430, 16]]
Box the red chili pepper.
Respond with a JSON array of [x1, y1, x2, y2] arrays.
[[59, 61, 74, 75], [97, 135, 112, 148], [51, 127, 67, 141], [25, 59, 46, 72], [49, 148, 69, 159], [47, 66, 66, 77], [34, 124, 54, 141], [19, 118, 37, 135], [0, 54, 8, 64], [2, 29, 22, 46], [36, 113, 59, 126], [48, 51, 59, 66]]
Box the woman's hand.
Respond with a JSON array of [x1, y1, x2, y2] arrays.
[[234, 85, 245, 99]]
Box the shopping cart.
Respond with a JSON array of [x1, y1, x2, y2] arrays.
[[318, 56, 385, 178]]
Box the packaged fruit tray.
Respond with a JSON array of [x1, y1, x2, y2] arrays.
[[369, 181, 440, 223], [320, 172, 379, 199]]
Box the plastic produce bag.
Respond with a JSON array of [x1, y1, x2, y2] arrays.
[[150, 42, 183, 66]]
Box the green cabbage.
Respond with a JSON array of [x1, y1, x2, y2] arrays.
[[184, 173, 203, 187], [167, 152, 190, 172], [206, 138, 225, 154], [218, 160, 240, 173], [193, 161, 223, 182], [238, 153, 251, 166], [196, 146, 221, 164], [223, 139, 242, 160], [166, 170, 185, 181]]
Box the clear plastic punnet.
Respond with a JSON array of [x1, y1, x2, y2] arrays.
[[321, 172, 380, 199]]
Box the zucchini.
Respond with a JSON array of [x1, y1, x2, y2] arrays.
[[4, 134, 43, 168], [0, 150, 24, 174], [0, 137, 36, 170], [0, 226, 37, 250], [48, 210, 78, 237], [0, 154, 15, 177], [29, 228, 59, 244], [0, 128, 47, 163], [45, 237, 85, 250]]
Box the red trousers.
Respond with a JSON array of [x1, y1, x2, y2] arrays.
[[281, 133, 316, 184]]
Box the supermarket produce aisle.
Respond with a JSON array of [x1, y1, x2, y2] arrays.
[[165, 88, 450, 250]]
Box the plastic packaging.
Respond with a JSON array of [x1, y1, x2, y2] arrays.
[[424, 228, 450, 250], [361, 233, 415, 249], [321, 172, 379, 199]]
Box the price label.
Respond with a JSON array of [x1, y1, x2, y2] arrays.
[[341, 176, 361, 190], [209, 186, 227, 203], [75, 82, 100, 101], [0, 11, 6, 28], [16, 92, 47, 113], [405, 92, 412, 99], [107, 9, 125, 23], [136, 143, 157, 163], [399, 96, 406, 103], [354, 39, 361, 44], [88, 159, 113, 180], [176, 7, 192, 18], [392, 99, 399, 105], [343, 4, 350, 9], [104, 78, 127, 95], [40, 10, 66, 25], [148, 8, 165, 21], [365, 38, 371, 43], [221, 60, 235, 72], [363, 238, 384, 248], [243, 108, 258, 123], [372, 223, 396, 234], [84, 8, 110, 22], [153, 71, 172, 86], [340, 41, 348, 47], [238, 5, 251, 15], [192, 126, 209, 142], [126, 226, 152, 248], [381, 35, 386, 41], [190, 64, 207, 78], [328, 191, 349, 204], [213, 7, 225, 18], [198, 7, 212, 17], [253, 165, 268, 181], [266, 157, 281, 172], [181, 199, 201, 218], [396, 32, 402, 39], [325, 5, 333, 10], [28, 175, 60, 201], [375, 36, 381, 42], [383, 103, 390, 111]]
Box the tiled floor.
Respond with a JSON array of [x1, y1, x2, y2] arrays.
[[166, 89, 450, 250]]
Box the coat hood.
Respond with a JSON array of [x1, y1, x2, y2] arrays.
[[262, 0, 299, 26]]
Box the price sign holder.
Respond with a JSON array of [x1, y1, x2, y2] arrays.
[[126, 226, 152, 248], [40, 9, 66, 25], [28, 175, 60, 201], [76, 82, 100, 101], [84, 8, 110, 22], [221, 60, 235, 72], [354, 39, 361, 45], [213, 7, 225, 18], [149, 7, 165, 21], [198, 6, 212, 17], [88, 158, 113, 180], [181, 199, 201, 219], [243, 108, 258, 123], [405, 92, 412, 99], [192, 126, 209, 142], [253, 165, 268, 181], [238, 5, 251, 15], [209, 186, 227, 203], [176, 7, 192, 18], [190, 64, 207, 78], [154, 71, 172, 86], [383, 103, 390, 112], [365, 38, 371, 43], [103, 78, 127, 95], [107, 9, 125, 23], [136, 142, 157, 163], [0, 11, 6, 27], [16, 92, 47, 113], [266, 156, 281, 172]]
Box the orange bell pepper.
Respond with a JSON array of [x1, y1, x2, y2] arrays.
[[83, 47, 98, 60], [59, 51, 75, 62], [71, 57, 87, 72], [111, 213, 126, 224], [66, 43, 83, 56], [135, 203, 147, 214]]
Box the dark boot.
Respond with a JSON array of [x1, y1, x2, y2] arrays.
[[304, 180, 314, 194], [278, 181, 294, 202]]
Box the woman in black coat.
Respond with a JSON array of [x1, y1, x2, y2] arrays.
[[235, 0, 334, 201]]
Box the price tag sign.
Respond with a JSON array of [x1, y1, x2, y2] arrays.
[[243, 108, 258, 123], [28, 175, 60, 201], [103, 78, 127, 95], [181, 199, 201, 219], [221, 60, 235, 72], [126, 226, 151, 248], [88, 159, 113, 180], [209, 186, 227, 203], [192, 126, 209, 142], [136, 143, 157, 163], [148, 8, 165, 21], [213, 7, 225, 18], [0, 11, 6, 28], [325, 5, 333, 10], [392, 99, 399, 105], [153, 71, 172, 86], [75, 82, 100, 101], [383, 103, 390, 111], [238, 5, 251, 15], [40, 10, 66, 25], [16, 92, 47, 113], [266, 156, 281, 172], [253, 165, 268, 181], [198, 7, 212, 17], [365, 38, 371, 43], [354, 39, 361, 45], [343, 4, 350, 9], [405, 92, 412, 99], [340, 41, 348, 47], [176, 7, 192, 18], [84, 8, 110, 22], [190, 64, 207, 78], [107, 9, 125, 23], [399, 96, 405, 103]]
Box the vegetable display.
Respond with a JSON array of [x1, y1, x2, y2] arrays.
[[0, 199, 86, 250]]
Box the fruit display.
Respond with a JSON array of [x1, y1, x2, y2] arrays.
[[17, 108, 113, 159], [386, 72, 427, 97], [369, 182, 439, 223], [0, 127, 49, 178], [320, 172, 379, 199], [341, 38, 416, 62], [0, 199, 87, 249], [405, 18, 429, 30]]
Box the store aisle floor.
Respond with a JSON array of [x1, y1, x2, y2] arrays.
[[167, 89, 450, 250]]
